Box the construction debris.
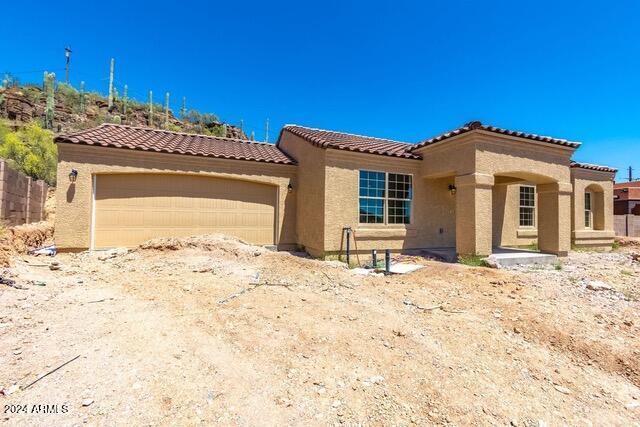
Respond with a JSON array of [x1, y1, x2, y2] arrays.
[[30, 245, 57, 256]]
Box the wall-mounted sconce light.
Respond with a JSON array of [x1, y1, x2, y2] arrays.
[[448, 184, 457, 195], [288, 183, 293, 193], [68, 169, 78, 183]]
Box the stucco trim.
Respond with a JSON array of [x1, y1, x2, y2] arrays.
[[354, 227, 418, 238], [455, 173, 495, 188], [516, 228, 538, 238], [572, 230, 615, 239]]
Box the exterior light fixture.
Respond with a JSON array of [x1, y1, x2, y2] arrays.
[[287, 183, 293, 193], [448, 184, 457, 195], [68, 169, 78, 183]]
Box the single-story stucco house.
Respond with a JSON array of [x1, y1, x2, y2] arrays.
[[54, 121, 617, 257]]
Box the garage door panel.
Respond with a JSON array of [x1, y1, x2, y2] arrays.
[[94, 174, 276, 248]]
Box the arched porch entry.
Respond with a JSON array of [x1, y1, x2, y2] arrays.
[[454, 171, 572, 256]]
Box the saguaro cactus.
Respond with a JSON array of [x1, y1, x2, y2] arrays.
[[44, 72, 55, 129], [181, 97, 186, 121], [79, 81, 86, 113], [164, 92, 170, 128], [123, 84, 128, 115], [148, 90, 153, 126], [107, 58, 115, 110]]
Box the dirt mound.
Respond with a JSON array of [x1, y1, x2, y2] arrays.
[[0, 221, 54, 266], [616, 236, 640, 247], [137, 234, 267, 258]]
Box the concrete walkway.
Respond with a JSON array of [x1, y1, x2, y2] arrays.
[[420, 247, 557, 268], [485, 247, 557, 268]]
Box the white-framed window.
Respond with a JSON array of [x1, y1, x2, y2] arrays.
[[359, 170, 412, 224], [519, 185, 535, 227], [585, 191, 593, 228]]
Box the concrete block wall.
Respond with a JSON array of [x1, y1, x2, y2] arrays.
[[0, 160, 48, 225], [615, 214, 640, 237]]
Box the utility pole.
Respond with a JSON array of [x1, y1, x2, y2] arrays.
[[264, 118, 269, 142], [164, 92, 170, 128], [107, 58, 115, 110], [148, 90, 153, 126], [64, 47, 72, 83], [630, 166, 634, 182]]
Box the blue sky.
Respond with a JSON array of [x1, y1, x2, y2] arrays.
[[2, 0, 638, 180]]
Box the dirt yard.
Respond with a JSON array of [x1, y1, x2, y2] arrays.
[[1, 234, 639, 425]]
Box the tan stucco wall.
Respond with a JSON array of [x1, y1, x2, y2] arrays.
[[277, 132, 326, 256], [55, 144, 297, 251], [493, 183, 538, 248], [322, 149, 450, 256], [570, 168, 615, 248]]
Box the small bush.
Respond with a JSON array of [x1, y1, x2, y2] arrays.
[[458, 254, 490, 267], [554, 262, 563, 271]]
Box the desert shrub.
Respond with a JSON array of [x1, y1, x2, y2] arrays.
[[0, 121, 57, 185]]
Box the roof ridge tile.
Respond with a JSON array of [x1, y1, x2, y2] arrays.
[[411, 121, 581, 150], [281, 124, 422, 160]]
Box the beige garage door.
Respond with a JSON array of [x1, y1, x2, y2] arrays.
[[93, 174, 276, 248]]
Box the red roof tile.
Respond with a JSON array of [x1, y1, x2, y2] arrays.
[[614, 181, 640, 188], [279, 125, 421, 159], [570, 161, 617, 173], [55, 124, 296, 165], [412, 121, 581, 150]]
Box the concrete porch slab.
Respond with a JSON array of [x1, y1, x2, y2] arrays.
[[419, 246, 557, 268], [485, 248, 557, 268]]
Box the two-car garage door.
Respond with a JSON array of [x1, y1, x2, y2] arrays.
[[93, 174, 276, 248]]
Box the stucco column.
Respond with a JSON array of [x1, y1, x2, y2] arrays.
[[455, 173, 494, 256], [537, 182, 572, 256]]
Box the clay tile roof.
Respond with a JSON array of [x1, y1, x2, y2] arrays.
[[570, 161, 617, 173], [55, 123, 296, 165], [280, 125, 421, 159], [411, 120, 581, 150]]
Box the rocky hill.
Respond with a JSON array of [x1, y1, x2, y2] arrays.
[[0, 84, 246, 139]]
